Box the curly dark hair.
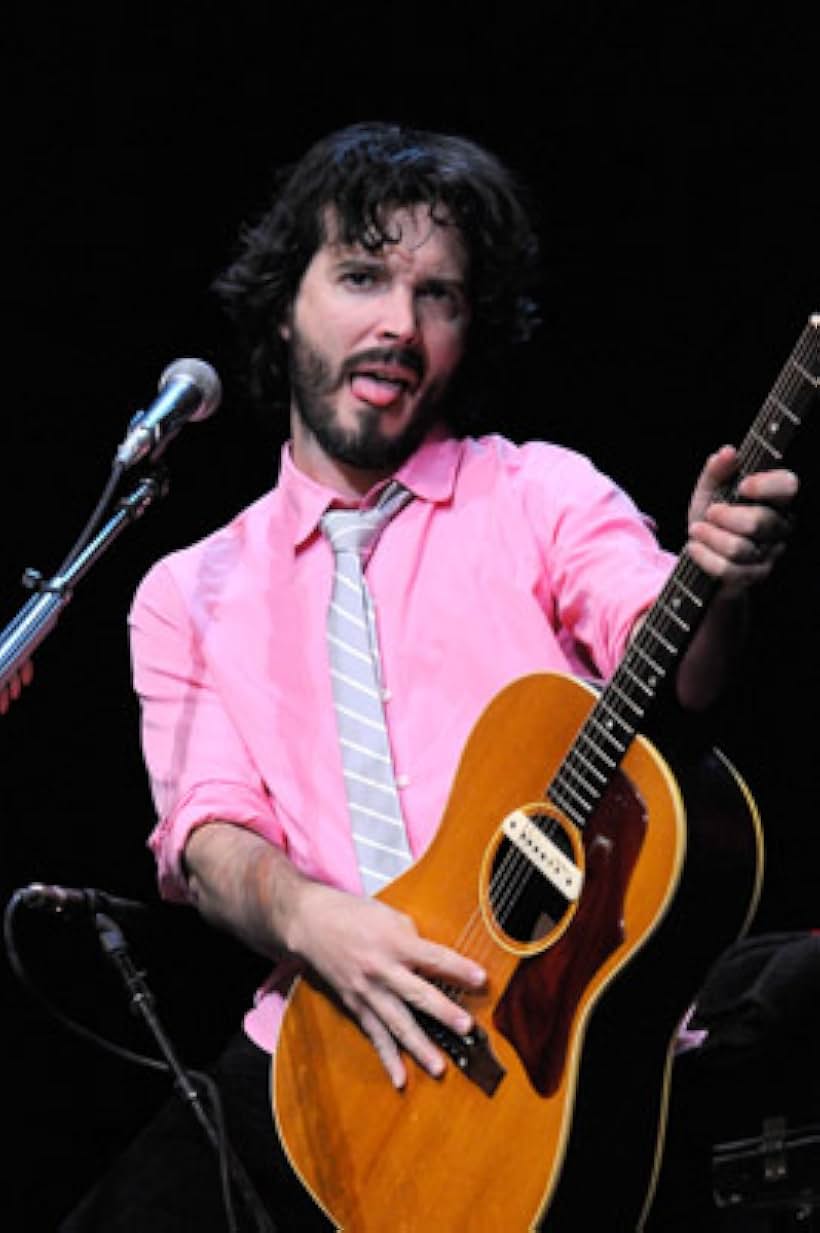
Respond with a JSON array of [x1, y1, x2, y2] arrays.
[[213, 121, 541, 427]]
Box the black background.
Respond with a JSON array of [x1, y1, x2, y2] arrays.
[[3, 6, 819, 1228]]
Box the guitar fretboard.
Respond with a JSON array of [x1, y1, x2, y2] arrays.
[[547, 315, 820, 831]]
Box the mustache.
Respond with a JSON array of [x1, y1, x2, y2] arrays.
[[338, 346, 425, 384]]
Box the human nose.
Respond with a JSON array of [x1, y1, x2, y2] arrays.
[[376, 285, 419, 344]]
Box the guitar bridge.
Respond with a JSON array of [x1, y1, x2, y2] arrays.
[[412, 1010, 506, 1096]]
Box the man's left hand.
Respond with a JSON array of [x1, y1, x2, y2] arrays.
[[687, 445, 798, 594]]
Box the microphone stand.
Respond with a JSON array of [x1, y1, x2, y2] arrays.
[[0, 471, 166, 694], [94, 910, 277, 1233]]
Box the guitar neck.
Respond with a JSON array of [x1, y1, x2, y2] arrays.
[[548, 314, 820, 830]]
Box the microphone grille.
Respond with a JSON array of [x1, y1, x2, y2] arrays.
[[159, 357, 222, 421]]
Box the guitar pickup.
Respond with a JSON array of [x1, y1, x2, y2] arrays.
[[411, 1009, 506, 1097], [502, 809, 583, 901]]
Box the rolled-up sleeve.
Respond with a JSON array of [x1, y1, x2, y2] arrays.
[[525, 447, 676, 677], [129, 559, 284, 902]]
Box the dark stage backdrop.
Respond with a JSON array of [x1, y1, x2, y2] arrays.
[[3, 8, 818, 1230]]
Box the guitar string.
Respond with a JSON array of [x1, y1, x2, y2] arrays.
[[432, 815, 566, 984], [449, 398, 801, 979], [433, 410, 793, 982], [473, 328, 818, 943], [455, 539, 717, 964], [431, 325, 818, 995]]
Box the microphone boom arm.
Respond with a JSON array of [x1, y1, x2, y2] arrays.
[[0, 471, 167, 694]]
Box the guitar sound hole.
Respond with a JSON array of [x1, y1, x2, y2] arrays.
[[490, 816, 574, 944]]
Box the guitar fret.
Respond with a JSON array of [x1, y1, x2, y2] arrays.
[[631, 642, 667, 678], [643, 624, 678, 654], [596, 699, 633, 730], [557, 775, 598, 811], [609, 682, 645, 719], [588, 717, 627, 754], [569, 747, 610, 785], [767, 395, 800, 424], [791, 359, 819, 388], [562, 759, 602, 799], [539, 318, 817, 858], [580, 728, 620, 764], [750, 428, 783, 460], [547, 784, 587, 827], [672, 579, 704, 607], [549, 321, 815, 853], [620, 663, 655, 697], [659, 602, 691, 632], [549, 775, 584, 810]]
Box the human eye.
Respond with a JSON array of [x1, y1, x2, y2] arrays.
[[338, 262, 384, 290], [418, 280, 464, 319]]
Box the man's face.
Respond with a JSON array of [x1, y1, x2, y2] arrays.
[[283, 205, 471, 480]]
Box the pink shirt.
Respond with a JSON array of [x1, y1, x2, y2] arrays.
[[129, 431, 675, 1050]]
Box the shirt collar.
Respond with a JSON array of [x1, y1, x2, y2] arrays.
[[279, 425, 463, 549]]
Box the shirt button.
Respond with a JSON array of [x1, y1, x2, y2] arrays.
[[395, 774, 410, 789], [382, 688, 393, 702]]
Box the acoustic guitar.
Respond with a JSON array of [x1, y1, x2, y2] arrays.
[[273, 315, 819, 1230]]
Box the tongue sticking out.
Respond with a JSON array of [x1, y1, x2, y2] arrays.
[[350, 374, 407, 408]]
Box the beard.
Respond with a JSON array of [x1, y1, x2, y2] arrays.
[[287, 327, 449, 471]]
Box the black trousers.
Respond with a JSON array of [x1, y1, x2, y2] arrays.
[[59, 1031, 333, 1233]]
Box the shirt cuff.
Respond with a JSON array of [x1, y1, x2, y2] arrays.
[[148, 780, 285, 902]]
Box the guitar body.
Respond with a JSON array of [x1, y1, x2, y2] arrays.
[[273, 672, 763, 1231]]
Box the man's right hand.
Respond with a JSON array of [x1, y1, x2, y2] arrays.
[[288, 881, 487, 1089], [185, 823, 487, 1088]]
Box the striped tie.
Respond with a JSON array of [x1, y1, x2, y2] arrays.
[[321, 483, 414, 895]]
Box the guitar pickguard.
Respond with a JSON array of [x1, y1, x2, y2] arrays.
[[494, 768, 647, 1097]]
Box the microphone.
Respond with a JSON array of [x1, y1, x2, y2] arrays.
[[18, 882, 148, 920], [115, 357, 222, 468]]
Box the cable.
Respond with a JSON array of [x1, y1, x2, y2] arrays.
[[55, 460, 126, 575], [4, 890, 276, 1232], [4, 889, 166, 1072]]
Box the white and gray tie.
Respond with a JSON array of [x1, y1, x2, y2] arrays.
[[321, 483, 414, 896]]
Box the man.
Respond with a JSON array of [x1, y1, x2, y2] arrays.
[[63, 122, 796, 1230]]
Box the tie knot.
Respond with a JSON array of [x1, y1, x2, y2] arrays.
[[321, 483, 412, 562]]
